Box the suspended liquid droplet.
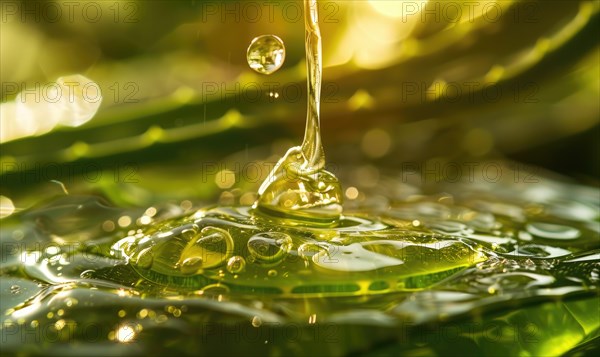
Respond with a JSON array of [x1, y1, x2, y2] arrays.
[[247, 35, 286, 75]]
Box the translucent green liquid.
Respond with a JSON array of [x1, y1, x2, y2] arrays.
[[109, 0, 482, 295], [2, 180, 598, 355], [114, 206, 485, 297], [1, 0, 598, 355]]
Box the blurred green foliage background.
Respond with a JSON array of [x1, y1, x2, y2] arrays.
[[1, 0, 598, 210]]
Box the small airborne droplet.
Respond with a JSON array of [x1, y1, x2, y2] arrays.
[[247, 35, 286, 75]]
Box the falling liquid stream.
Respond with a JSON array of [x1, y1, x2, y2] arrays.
[[253, 0, 343, 225]]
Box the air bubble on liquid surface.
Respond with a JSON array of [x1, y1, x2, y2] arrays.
[[179, 227, 234, 271], [226, 256, 246, 274], [247, 232, 292, 263]]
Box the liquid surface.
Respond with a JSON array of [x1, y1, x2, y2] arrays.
[[114, 206, 484, 297], [1, 170, 599, 356]]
